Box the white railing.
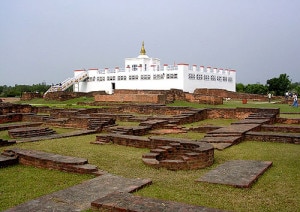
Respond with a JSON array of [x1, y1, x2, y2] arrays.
[[44, 71, 88, 97]]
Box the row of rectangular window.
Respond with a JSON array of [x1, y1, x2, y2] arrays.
[[188, 74, 232, 82], [85, 73, 231, 82]]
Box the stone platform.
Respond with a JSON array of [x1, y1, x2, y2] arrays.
[[196, 160, 272, 188], [91, 192, 224, 212], [4, 174, 152, 212], [15, 129, 96, 143], [2, 148, 102, 175]]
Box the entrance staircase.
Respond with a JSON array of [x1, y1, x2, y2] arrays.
[[44, 71, 88, 96]]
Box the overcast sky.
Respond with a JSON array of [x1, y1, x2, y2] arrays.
[[0, 0, 299, 86]]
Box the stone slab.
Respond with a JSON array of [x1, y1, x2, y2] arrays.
[[207, 124, 260, 135], [5, 174, 152, 212], [211, 143, 233, 150], [201, 136, 242, 144], [16, 129, 96, 143], [232, 119, 270, 125], [0, 155, 18, 167], [196, 160, 272, 188], [92, 192, 224, 212]]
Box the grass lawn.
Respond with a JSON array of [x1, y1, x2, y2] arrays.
[[0, 134, 299, 211], [0, 100, 299, 211]]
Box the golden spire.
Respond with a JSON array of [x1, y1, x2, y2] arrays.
[[140, 41, 146, 55]]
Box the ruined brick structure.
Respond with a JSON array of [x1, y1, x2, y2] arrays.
[[21, 92, 42, 101], [43, 91, 105, 101]]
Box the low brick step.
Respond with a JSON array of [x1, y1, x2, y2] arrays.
[[205, 133, 241, 137], [142, 158, 159, 165], [184, 152, 200, 157], [142, 152, 159, 159], [150, 148, 167, 154], [158, 145, 173, 151], [2, 148, 102, 175], [90, 140, 106, 145], [159, 159, 187, 170], [91, 192, 221, 212], [201, 136, 242, 144], [0, 155, 18, 167], [1, 150, 16, 157], [0, 139, 16, 146], [72, 164, 98, 174]]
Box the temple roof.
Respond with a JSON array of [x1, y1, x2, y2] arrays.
[[138, 41, 149, 58]]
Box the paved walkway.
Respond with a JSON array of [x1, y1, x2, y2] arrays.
[[196, 160, 272, 188], [16, 129, 96, 143], [92, 192, 224, 212], [5, 174, 152, 211]]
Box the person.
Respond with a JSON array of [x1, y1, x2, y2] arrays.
[[268, 93, 272, 103], [285, 91, 289, 101], [292, 93, 298, 107]]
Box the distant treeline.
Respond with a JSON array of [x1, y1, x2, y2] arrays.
[[0, 74, 299, 97], [0, 83, 50, 97], [237, 74, 300, 96]]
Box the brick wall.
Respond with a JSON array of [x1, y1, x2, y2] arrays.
[[95, 94, 167, 104], [21, 92, 42, 101], [44, 91, 104, 101], [194, 88, 281, 101]]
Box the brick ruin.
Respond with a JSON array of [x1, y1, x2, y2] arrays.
[[93, 88, 284, 104], [0, 101, 299, 171], [1, 98, 299, 211], [41, 88, 284, 105]]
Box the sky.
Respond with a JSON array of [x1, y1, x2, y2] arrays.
[[0, 0, 299, 86]]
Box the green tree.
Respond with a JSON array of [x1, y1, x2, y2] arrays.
[[236, 83, 245, 92], [290, 82, 300, 95], [267, 74, 291, 96], [244, 83, 268, 95]]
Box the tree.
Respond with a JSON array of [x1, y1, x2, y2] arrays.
[[267, 74, 291, 96], [236, 83, 245, 92], [290, 82, 300, 95], [244, 84, 268, 95]]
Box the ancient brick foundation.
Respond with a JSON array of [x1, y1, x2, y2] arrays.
[[21, 92, 43, 101], [43, 91, 105, 101], [94, 134, 214, 170], [194, 88, 281, 101], [2, 148, 101, 175], [94, 89, 224, 105], [95, 93, 167, 104]]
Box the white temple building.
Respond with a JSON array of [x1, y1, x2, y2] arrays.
[[45, 42, 236, 95]]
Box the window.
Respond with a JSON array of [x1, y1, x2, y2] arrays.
[[117, 76, 127, 81], [204, 75, 210, 81], [196, 74, 203, 80], [107, 76, 115, 81], [217, 76, 222, 81], [210, 75, 216, 81], [129, 75, 138, 80], [223, 76, 227, 82], [153, 74, 164, 80], [228, 77, 233, 82], [188, 73, 195, 80], [166, 73, 178, 79], [141, 75, 151, 80], [132, 64, 138, 71]]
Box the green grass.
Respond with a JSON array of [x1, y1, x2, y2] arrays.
[[168, 100, 300, 113], [0, 165, 92, 210], [0, 100, 299, 211], [17, 97, 96, 108], [0, 135, 299, 211]]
